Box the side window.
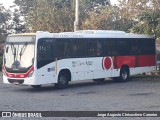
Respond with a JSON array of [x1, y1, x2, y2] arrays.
[[71, 39, 87, 57], [88, 40, 96, 56], [97, 41, 102, 56], [57, 39, 88, 58], [103, 39, 131, 56], [102, 39, 111, 56], [88, 39, 102, 56], [109, 40, 118, 56], [130, 39, 141, 55], [71, 40, 79, 56], [142, 39, 155, 54], [150, 39, 156, 54], [118, 39, 130, 55], [130, 39, 155, 55], [57, 39, 71, 58]]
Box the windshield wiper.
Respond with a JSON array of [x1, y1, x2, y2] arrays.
[[11, 43, 16, 62], [19, 43, 28, 60]]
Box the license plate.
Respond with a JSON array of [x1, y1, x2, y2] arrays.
[[13, 82, 19, 85]]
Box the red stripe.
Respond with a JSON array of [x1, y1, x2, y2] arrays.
[[116, 56, 136, 68], [114, 55, 156, 69], [3, 66, 34, 78], [136, 55, 156, 67]]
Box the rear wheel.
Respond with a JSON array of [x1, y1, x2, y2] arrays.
[[114, 67, 129, 82], [55, 72, 69, 89]]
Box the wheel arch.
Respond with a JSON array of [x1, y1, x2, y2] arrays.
[[58, 69, 71, 81]]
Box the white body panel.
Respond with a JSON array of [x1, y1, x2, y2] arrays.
[[3, 30, 156, 86], [3, 57, 156, 85]]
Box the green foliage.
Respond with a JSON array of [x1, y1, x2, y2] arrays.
[[131, 9, 160, 38], [11, 8, 26, 33], [1, 0, 158, 36], [14, 0, 34, 16], [0, 5, 11, 41], [130, 22, 151, 34], [82, 7, 115, 30], [156, 24, 160, 38], [25, 0, 75, 32], [14, 0, 111, 32]]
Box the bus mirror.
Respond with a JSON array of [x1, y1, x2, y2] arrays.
[[6, 46, 9, 53]]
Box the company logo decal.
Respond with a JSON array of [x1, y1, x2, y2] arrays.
[[102, 57, 113, 70], [47, 67, 55, 72], [72, 61, 93, 67]]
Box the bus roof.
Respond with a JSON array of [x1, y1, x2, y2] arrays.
[[8, 30, 155, 39], [75, 30, 126, 34]]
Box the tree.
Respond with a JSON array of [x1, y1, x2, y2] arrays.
[[79, 0, 111, 29], [0, 5, 11, 41], [14, 0, 160, 34], [14, 0, 34, 16], [130, 0, 160, 38], [14, 0, 111, 32], [25, 0, 74, 32], [82, 7, 116, 30], [116, 0, 150, 32], [10, 9, 25, 33], [139, 11, 160, 37]]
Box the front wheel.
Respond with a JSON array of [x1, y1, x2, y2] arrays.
[[114, 67, 129, 82], [55, 73, 69, 89]]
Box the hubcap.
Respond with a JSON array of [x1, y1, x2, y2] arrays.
[[59, 76, 67, 84], [122, 71, 127, 80]]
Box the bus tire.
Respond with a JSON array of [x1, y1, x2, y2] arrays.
[[55, 72, 69, 89], [115, 67, 129, 82], [31, 85, 41, 88], [93, 78, 105, 82]]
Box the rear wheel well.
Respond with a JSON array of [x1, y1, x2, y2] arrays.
[[58, 69, 71, 81]]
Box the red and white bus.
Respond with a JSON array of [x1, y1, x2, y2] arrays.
[[3, 30, 156, 88]]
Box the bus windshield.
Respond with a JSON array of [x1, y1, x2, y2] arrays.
[[4, 36, 35, 73]]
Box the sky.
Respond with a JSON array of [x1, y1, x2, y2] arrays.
[[0, 0, 15, 9], [0, 0, 119, 9]]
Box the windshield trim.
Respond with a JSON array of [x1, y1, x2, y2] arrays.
[[4, 42, 35, 73], [6, 35, 36, 43]]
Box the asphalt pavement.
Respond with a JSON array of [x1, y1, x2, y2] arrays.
[[0, 76, 160, 120]]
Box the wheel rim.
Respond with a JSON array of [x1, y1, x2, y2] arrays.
[[59, 76, 67, 85], [122, 71, 128, 80]]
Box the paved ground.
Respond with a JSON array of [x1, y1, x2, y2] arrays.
[[0, 76, 160, 120]]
